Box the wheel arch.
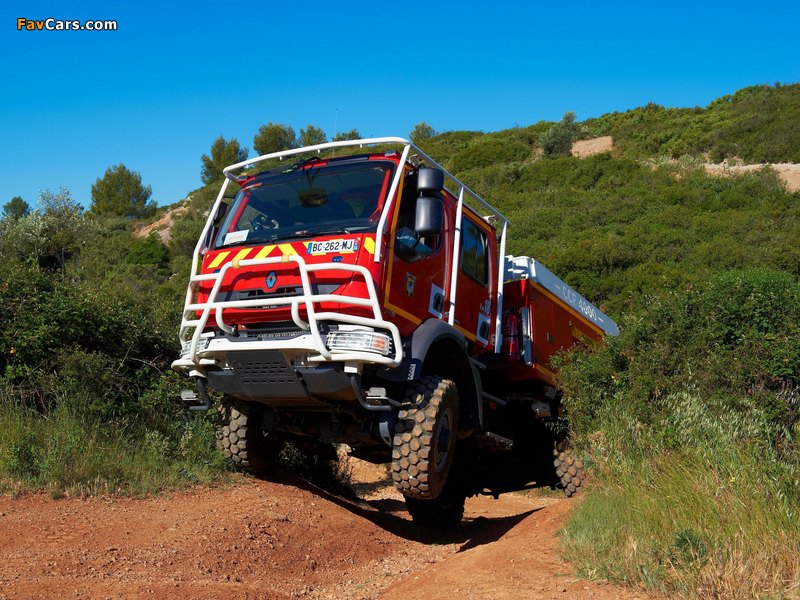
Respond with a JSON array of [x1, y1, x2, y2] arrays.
[[421, 336, 482, 433], [381, 319, 481, 432]]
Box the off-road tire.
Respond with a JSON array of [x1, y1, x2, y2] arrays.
[[217, 399, 281, 473], [391, 377, 458, 500], [405, 483, 466, 528], [553, 439, 585, 497]]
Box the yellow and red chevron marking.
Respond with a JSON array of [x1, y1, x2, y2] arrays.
[[206, 250, 230, 269], [207, 248, 252, 269], [206, 244, 301, 270], [205, 236, 374, 270], [254, 243, 298, 259]]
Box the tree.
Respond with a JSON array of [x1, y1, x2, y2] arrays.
[[3, 196, 30, 220], [333, 129, 361, 142], [253, 123, 296, 156], [201, 136, 248, 184], [410, 122, 436, 144], [539, 111, 583, 157], [299, 124, 327, 147], [91, 165, 156, 218], [13, 188, 88, 271]]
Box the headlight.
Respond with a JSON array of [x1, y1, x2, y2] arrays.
[[326, 331, 391, 356]]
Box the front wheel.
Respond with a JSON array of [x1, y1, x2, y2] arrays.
[[391, 377, 459, 500], [217, 399, 282, 473]]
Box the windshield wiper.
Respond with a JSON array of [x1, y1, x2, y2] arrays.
[[292, 226, 353, 238], [282, 156, 323, 174], [218, 233, 279, 248], [292, 225, 375, 237]]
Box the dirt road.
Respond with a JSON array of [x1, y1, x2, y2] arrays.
[[0, 461, 652, 599]]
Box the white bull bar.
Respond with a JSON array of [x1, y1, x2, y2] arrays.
[[172, 253, 403, 370]]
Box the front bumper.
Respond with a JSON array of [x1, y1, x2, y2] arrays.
[[172, 254, 403, 375]]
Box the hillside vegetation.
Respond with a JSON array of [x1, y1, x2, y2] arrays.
[[408, 84, 800, 598], [0, 194, 228, 496], [586, 83, 800, 163], [1, 83, 798, 597]]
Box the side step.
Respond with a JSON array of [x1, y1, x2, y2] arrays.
[[180, 378, 211, 411]]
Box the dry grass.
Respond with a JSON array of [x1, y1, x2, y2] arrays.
[[560, 393, 800, 599]]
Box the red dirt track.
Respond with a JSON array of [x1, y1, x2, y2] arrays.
[[0, 462, 653, 599]]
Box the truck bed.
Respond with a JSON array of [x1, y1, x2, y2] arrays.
[[500, 255, 618, 385]]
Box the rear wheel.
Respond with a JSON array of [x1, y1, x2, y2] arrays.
[[553, 438, 585, 497], [217, 399, 282, 473], [391, 377, 458, 500]]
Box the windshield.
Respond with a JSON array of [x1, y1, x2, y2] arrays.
[[214, 159, 395, 248]]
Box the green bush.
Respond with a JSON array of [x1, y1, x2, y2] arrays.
[[540, 111, 583, 157], [126, 233, 170, 276], [556, 270, 800, 597], [0, 261, 176, 419], [449, 138, 531, 171], [586, 83, 800, 163]]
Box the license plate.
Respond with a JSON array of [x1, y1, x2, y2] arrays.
[[307, 238, 359, 254]]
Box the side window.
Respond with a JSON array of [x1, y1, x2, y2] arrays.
[[461, 217, 488, 285]]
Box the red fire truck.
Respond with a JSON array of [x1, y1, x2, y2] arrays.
[[172, 137, 618, 527]]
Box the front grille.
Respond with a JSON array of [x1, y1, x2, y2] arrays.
[[223, 283, 340, 302], [240, 321, 305, 339], [235, 359, 297, 385]]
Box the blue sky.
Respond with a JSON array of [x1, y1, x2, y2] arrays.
[[1, 0, 797, 209]]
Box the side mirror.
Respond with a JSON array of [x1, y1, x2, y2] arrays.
[[415, 196, 443, 236], [417, 167, 444, 193], [415, 167, 444, 235]]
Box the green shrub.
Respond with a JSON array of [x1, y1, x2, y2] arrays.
[[556, 269, 800, 597], [449, 138, 531, 171], [540, 111, 583, 157], [587, 83, 800, 163], [125, 233, 170, 276], [0, 263, 176, 419]]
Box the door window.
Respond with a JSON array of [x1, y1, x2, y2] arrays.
[[461, 218, 488, 285]]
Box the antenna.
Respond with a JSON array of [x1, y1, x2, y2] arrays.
[[333, 109, 338, 139], [332, 109, 338, 157]]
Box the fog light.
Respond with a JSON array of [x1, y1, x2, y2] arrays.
[[180, 335, 211, 357], [326, 331, 391, 356]]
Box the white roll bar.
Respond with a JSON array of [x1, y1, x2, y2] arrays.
[[181, 137, 512, 364]]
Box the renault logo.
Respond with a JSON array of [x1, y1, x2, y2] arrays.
[[266, 271, 277, 289]]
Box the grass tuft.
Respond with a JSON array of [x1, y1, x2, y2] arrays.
[[0, 396, 230, 497]]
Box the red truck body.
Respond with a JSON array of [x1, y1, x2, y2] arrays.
[[173, 138, 617, 526]]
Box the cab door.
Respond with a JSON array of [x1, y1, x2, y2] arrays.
[[384, 170, 451, 333], [452, 213, 495, 351]]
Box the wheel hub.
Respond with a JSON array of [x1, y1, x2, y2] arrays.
[[433, 409, 453, 472]]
